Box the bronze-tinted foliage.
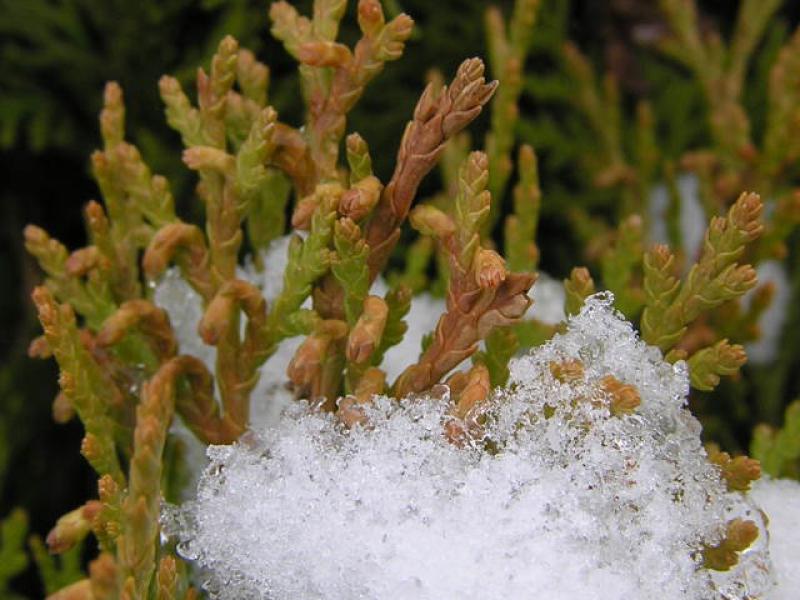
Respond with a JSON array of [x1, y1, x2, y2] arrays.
[[22, 0, 783, 596], [24, 2, 535, 596]]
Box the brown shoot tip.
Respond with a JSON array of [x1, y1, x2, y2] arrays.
[[347, 296, 389, 364], [28, 335, 52, 359], [730, 191, 763, 240], [549, 359, 585, 384], [600, 375, 641, 416], [103, 81, 122, 105], [474, 249, 507, 289], [23, 224, 48, 245]]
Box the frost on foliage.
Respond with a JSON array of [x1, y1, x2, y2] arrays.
[[167, 294, 774, 600]]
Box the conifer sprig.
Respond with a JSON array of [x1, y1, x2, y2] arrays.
[[364, 58, 499, 277], [394, 152, 534, 397], [484, 0, 539, 231], [686, 340, 747, 392], [564, 267, 596, 317], [504, 144, 541, 274], [32, 287, 124, 483], [20, 1, 784, 596], [752, 400, 800, 478], [119, 359, 181, 599], [270, 0, 413, 180], [641, 192, 762, 352]]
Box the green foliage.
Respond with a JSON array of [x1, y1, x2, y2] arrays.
[[331, 219, 370, 327], [371, 284, 411, 366], [504, 145, 541, 274], [0, 510, 28, 598], [29, 535, 83, 596], [687, 340, 747, 392], [641, 193, 761, 353], [268, 198, 336, 342], [600, 215, 645, 319], [390, 237, 434, 294], [0, 0, 266, 154], [752, 401, 800, 479], [7, 1, 800, 596], [246, 170, 292, 260], [474, 327, 519, 387]]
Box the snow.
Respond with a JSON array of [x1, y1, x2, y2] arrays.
[[154, 269, 216, 373], [528, 272, 566, 325], [744, 260, 791, 365], [751, 478, 800, 600], [164, 294, 780, 600], [649, 173, 706, 266]]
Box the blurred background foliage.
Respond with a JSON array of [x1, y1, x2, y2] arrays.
[[2, 0, 800, 596]]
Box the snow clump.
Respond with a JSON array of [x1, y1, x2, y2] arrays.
[[166, 294, 775, 599]]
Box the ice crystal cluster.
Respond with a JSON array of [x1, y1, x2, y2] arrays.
[[167, 295, 773, 600]]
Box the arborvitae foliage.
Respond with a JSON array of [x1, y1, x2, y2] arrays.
[[512, 0, 800, 451], [7, 0, 800, 596], [0, 0, 269, 154], [752, 400, 800, 479]]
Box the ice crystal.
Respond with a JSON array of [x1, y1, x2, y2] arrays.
[[168, 295, 777, 599]]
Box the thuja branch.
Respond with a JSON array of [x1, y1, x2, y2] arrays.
[[199, 279, 269, 428], [394, 152, 534, 397], [119, 359, 180, 598], [301, 57, 498, 401], [641, 192, 762, 353], [657, 0, 779, 166], [270, 0, 413, 182], [32, 287, 125, 483], [20, 1, 784, 596], [364, 58, 498, 277], [484, 0, 539, 231]]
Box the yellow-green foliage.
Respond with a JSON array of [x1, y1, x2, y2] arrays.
[[752, 401, 800, 478], [29, 535, 83, 596], [20, 0, 794, 596]]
